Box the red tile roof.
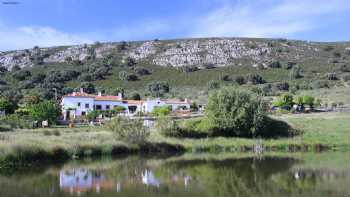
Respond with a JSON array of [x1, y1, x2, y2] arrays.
[[125, 100, 145, 105], [64, 92, 95, 97], [95, 95, 122, 101]]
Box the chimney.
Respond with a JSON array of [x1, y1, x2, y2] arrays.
[[80, 88, 84, 93], [98, 91, 102, 96], [185, 98, 188, 103], [118, 92, 123, 99]]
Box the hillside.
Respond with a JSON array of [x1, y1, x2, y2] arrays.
[[1, 37, 350, 104]]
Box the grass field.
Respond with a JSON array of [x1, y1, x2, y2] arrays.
[[1, 112, 350, 166]]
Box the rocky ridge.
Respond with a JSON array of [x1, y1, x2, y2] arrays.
[[0, 37, 347, 70]]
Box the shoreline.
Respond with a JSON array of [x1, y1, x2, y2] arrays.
[[1, 112, 350, 167]]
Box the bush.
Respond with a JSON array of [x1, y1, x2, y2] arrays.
[[268, 61, 281, 68], [274, 82, 289, 91], [206, 88, 268, 137], [207, 80, 220, 90], [342, 74, 350, 82], [80, 82, 96, 94], [337, 64, 350, 72], [311, 80, 329, 89], [156, 116, 182, 137], [105, 117, 150, 144], [147, 81, 170, 97], [135, 67, 151, 75], [0, 98, 16, 114], [28, 100, 61, 125], [181, 66, 199, 73], [130, 93, 141, 100], [245, 74, 265, 85], [273, 93, 294, 109], [283, 62, 296, 70], [152, 106, 172, 117], [0, 114, 34, 129], [12, 70, 31, 81], [234, 75, 246, 85], [289, 66, 303, 79], [326, 73, 337, 80]]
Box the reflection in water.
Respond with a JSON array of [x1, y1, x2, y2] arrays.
[[1, 154, 350, 197], [59, 168, 114, 195]]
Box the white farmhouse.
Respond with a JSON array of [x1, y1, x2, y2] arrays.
[[141, 98, 192, 113], [61, 89, 126, 120], [61, 89, 193, 120]]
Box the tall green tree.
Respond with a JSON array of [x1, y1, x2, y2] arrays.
[[0, 98, 16, 114], [28, 100, 61, 125], [206, 87, 268, 137]]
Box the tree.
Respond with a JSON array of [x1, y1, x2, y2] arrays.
[[87, 110, 100, 121], [274, 93, 294, 109], [0, 98, 16, 114], [80, 82, 96, 94], [268, 61, 281, 68], [245, 74, 265, 85], [302, 95, 315, 108], [147, 81, 170, 97], [289, 66, 303, 79], [234, 76, 246, 85], [152, 106, 172, 117], [28, 100, 61, 125], [130, 93, 141, 100], [207, 80, 220, 90], [206, 87, 268, 137], [105, 116, 150, 144], [326, 73, 337, 80], [23, 93, 43, 105], [0, 65, 7, 74]]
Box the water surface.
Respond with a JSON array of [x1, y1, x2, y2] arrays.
[[1, 153, 350, 197]]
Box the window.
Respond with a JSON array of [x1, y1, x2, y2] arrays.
[[96, 105, 102, 110], [85, 103, 90, 109], [106, 105, 110, 110], [82, 112, 86, 116], [77, 102, 81, 107]]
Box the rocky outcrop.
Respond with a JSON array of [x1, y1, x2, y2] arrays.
[[0, 37, 340, 70]]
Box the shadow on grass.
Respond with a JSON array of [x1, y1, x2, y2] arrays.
[[257, 117, 301, 139]]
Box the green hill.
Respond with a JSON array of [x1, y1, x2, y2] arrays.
[[0, 37, 350, 104]]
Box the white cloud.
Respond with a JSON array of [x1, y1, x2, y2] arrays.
[[0, 25, 93, 51], [190, 0, 350, 38]]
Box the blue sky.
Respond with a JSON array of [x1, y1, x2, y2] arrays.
[[1, 0, 350, 50]]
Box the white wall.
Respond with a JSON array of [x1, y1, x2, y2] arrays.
[[61, 97, 94, 116], [94, 100, 128, 111], [143, 99, 166, 113]]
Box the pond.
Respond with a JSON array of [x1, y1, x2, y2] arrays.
[[1, 152, 350, 197]]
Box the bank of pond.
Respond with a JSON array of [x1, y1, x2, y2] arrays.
[[1, 152, 350, 197]]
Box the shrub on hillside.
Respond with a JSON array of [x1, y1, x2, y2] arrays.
[[337, 64, 350, 72], [283, 62, 296, 70], [206, 88, 268, 137], [326, 73, 338, 80], [135, 67, 151, 75], [289, 66, 303, 79], [105, 117, 150, 144], [268, 61, 281, 68], [234, 75, 246, 85], [207, 80, 220, 90], [80, 82, 96, 94], [274, 82, 290, 91], [147, 81, 170, 97], [342, 74, 350, 82], [311, 80, 329, 89], [245, 74, 265, 85]]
